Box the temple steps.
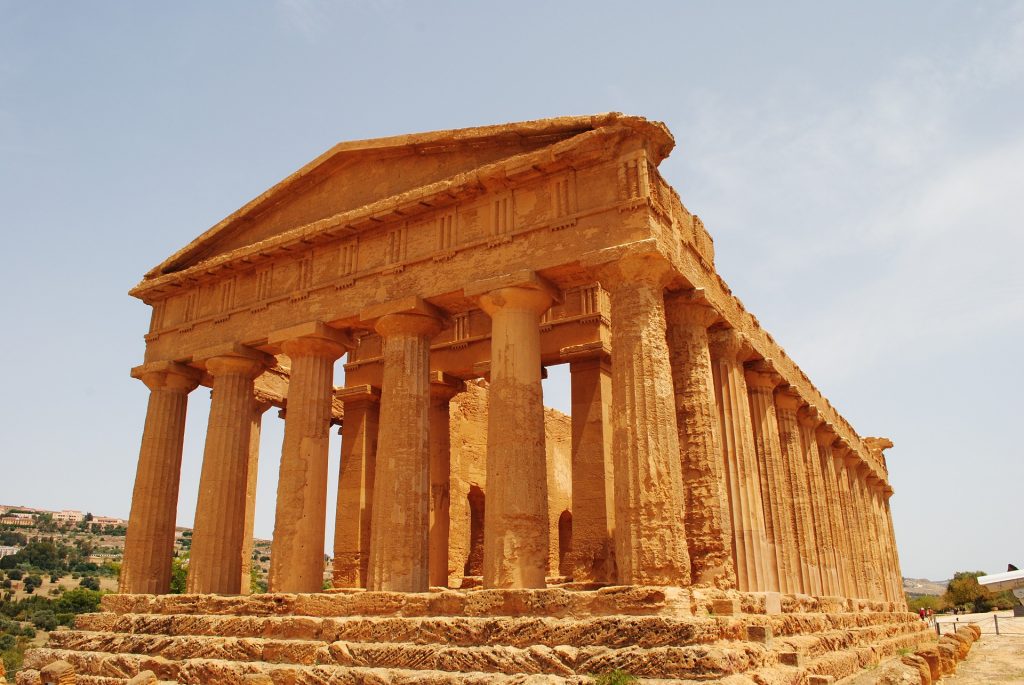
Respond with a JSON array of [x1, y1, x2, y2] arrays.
[[17, 590, 935, 684]]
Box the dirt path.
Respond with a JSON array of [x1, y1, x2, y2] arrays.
[[943, 633, 1024, 683]]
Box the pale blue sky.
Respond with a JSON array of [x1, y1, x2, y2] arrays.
[[1, 1, 1021, 581]]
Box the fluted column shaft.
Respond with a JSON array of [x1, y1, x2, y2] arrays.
[[120, 364, 200, 594], [881, 488, 907, 609], [429, 377, 460, 588], [240, 399, 271, 594], [666, 298, 735, 588], [269, 333, 347, 593], [189, 354, 268, 594], [332, 387, 380, 588], [478, 285, 553, 589], [775, 391, 820, 595], [367, 313, 442, 592], [799, 413, 838, 596], [835, 449, 867, 598], [709, 330, 768, 592], [567, 357, 615, 583], [847, 460, 880, 600], [816, 432, 853, 598], [855, 467, 884, 600], [602, 256, 690, 585], [745, 370, 791, 593], [866, 478, 895, 601]]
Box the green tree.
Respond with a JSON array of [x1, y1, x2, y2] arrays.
[[944, 571, 993, 612], [170, 556, 188, 594], [55, 588, 102, 614], [23, 575, 42, 594], [30, 609, 57, 631], [79, 576, 100, 591]]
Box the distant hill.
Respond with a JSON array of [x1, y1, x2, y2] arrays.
[[903, 577, 949, 596]]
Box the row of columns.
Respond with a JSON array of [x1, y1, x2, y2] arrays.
[[122, 257, 901, 601]]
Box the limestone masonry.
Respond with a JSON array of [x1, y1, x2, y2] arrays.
[[21, 114, 953, 684]]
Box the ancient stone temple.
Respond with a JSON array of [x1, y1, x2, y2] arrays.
[[22, 114, 958, 684]]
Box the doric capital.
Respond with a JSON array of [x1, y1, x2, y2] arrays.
[[194, 342, 274, 379], [594, 252, 675, 291], [797, 405, 822, 428], [815, 422, 838, 448], [744, 367, 782, 391], [335, 384, 381, 405], [361, 295, 446, 338], [773, 387, 802, 412], [131, 361, 202, 394], [708, 328, 752, 362], [664, 289, 719, 329], [466, 270, 560, 315], [270, 321, 351, 360]]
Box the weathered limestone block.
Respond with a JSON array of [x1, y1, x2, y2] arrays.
[[365, 302, 444, 592], [914, 646, 941, 681], [936, 640, 958, 674], [268, 323, 350, 593], [470, 273, 556, 589], [120, 362, 201, 595], [126, 671, 158, 685], [665, 295, 735, 588], [189, 348, 271, 594], [599, 254, 690, 585], [709, 329, 769, 592], [332, 385, 380, 588], [38, 661, 74, 685], [901, 653, 932, 684]]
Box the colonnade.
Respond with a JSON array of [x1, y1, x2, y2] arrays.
[[121, 261, 902, 603]]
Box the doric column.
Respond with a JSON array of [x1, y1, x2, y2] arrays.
[[332, 385, 380, 588], [774, 389, 820, 596], [268, 322, 350, 593], [120, 362, 201, 594], [744, 367, 791, 594], [866, 475, 895, 602], [709, 329, 768, 592], [798, 409, 839, 597], [429, 372, 462, 588], [854, 464, 884, 600], [596, 255, 691, 586], [240, 397, 272, 594], [881, 485, 907, 609], [364, 299, 444, 592], [188, 346, 271, 594], [834, 445, 867, 598], [566, 355, 615, 583], [816, 426, 854, 598], [665, 295, 735, 588], [468, 272, 556, 589]]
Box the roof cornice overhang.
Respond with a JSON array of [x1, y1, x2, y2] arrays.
[[131, 117, 669, 302]]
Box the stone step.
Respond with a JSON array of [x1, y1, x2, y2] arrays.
[[42, 632, 774, 678], [773, 620, 931, 659], [22, 647, 770, 684], [99, 587, 691, 620], [75, 608, 922, 647]]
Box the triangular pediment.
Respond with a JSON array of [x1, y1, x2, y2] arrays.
[[147, 115, 657, 278]]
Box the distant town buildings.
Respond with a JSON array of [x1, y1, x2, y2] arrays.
[[0, 545, 19, 558], [0, 505, 127, 527], [53, 510, 86, 523]]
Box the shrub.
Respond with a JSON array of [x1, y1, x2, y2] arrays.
[[79, 576, 100, 591], [31, 609, 58, 631]]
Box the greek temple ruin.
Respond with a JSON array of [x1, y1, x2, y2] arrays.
[[23, 114, 955, 684]]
